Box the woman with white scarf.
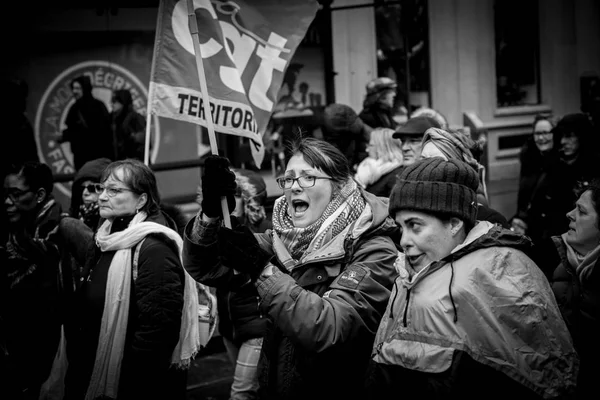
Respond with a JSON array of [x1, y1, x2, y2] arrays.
[[183, 138, 399, 400], [63, 159, 199, 400], [354, 127, 403, 198], [533, 177, 600, 398]]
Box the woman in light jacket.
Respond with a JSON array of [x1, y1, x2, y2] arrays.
[[183, 137, 399, 400], [367, 157, 578, 399]]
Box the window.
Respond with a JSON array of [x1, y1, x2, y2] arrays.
[[494, 0, 540, 108], [374, 0, 430, 115]]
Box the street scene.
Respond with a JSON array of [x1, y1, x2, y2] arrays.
[[2, 0, 600, 399]]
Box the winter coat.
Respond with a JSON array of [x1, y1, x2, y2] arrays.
[[532, 236, 600, 398], [522, 152, 597, 246], [65, 211, 186, 400], [63, 77, 113, 170], [183, 191, 400, 400], [359, 103, 397, 130], [365, 165, 404, 198], [111, 89, 146, 161], [1, 198, 69, 398], [368, 222, 579, 399]]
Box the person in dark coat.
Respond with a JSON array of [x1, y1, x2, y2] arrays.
[[59, 75, 113, 170], [321, 103, 372, 171], [354, 127, 404, 198], [69, 158, 112, 231], [531, 178, 600, 398], [1, 162, 65, 400], [522, 113, 599, 246], [510, 114, 559, 235], [183, 138, 399, 400], [195, 168, 271, 399], [62, 159, 199, 400], [1, 78, 39, 181], [359, 77, 398, 130], [111, 89, 146, 161]]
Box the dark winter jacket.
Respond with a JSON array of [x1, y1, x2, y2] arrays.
[[522, 151, 597, 245], [359, 103, 397, 130], [64, 211, 186, 400], [111, 89, 146, 161], [1, 198, 67, 398], [532, 236, 600, 398], [63, 76, 113, 170], [366, 165, 404, 198], [183, 191, 400, 400], [368, 222, 578, 399]]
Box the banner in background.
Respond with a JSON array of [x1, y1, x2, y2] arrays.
[[149, 0, 318, 166]]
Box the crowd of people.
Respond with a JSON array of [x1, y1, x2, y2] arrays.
[[2, 73, 599, 400]]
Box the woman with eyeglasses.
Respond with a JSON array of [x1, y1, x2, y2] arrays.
[[511, 114, 559, 238], [68, 157, 112, 231], [2, 161, 67, 399], [183, 137, 399, 400], [62, 159, 200, 400]]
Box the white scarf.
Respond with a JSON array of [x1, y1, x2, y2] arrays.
[[354, 157, 402, 188], [85, 212, 200, 400], [562, 232, 600, 283]]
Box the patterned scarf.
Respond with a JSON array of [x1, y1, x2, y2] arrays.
[[272, 179, 366, 261]]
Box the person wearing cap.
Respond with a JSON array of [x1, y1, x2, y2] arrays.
[[392, 115, 441, 166], [321, 103, 372, 170], [359, 77, 398, 130], [367, 157, 579, 399]]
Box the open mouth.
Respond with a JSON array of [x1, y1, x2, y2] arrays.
[[291, 199, 309, 217], [406, 254, 423, 266]]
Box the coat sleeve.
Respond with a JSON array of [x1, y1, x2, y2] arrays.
[[256, 235, 398, 353], [120, 237, 184, 397], [182, 214, 268, 289]]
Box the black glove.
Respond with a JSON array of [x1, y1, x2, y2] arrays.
[[218, 221, 273, 281], [201, 155, 237, 218]]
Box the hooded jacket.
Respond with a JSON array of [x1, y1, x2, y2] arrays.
[[368, 222, 579, 399], [63, 76, 113, 170], [183, 190, 400, 400]]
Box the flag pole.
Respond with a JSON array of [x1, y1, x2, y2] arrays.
[[187, 0, 231, 228], [143, 98, 152, 166]]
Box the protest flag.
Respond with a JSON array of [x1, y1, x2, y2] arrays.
[[145, 0, 319, 168]]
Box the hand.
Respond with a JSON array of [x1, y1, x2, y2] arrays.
[[217, 221, 272, 281], [201, 155, 237, 218], [510, 217, 528, 235]]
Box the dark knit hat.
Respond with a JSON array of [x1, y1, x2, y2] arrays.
[[389, 157, 479, 225], [322, 103, 365, 136], [552, 113, 593, 139]]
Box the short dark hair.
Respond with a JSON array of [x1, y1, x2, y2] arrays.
[[576, 178, 600, 228], [287, 137, 352, 190], [7, 162, 54, 195], [101, 159, 161, 216]]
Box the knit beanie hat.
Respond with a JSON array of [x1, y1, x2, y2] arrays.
[[389, 157, 479, 225]]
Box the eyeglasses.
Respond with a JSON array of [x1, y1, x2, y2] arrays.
[[3, 188, 33, 203], [533, 131, 553, 136], [82, 183, 104, 194], [98, 184, 136, 197], [276, 175, 332, 189]]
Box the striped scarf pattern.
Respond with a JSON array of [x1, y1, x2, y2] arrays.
[[272, 179, 366, 261]]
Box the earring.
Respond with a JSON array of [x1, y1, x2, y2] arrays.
[[135, 208, 140, 214]]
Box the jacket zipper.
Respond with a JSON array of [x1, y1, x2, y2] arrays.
[[402, 288, 412, 327]]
